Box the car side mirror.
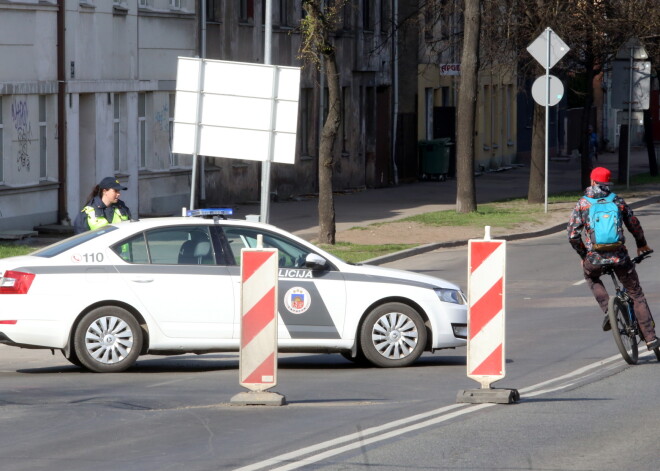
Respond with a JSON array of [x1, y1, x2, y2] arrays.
[[305, 253, 328, 271]]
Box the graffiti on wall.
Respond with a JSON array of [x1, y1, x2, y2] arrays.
[[11, 99, 31, 172], [154, 104, 169, 133]]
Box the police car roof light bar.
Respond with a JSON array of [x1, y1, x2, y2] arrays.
[[186, 208, 234, 219]]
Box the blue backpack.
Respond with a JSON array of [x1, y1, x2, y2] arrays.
[[585, 193, 623, 251]]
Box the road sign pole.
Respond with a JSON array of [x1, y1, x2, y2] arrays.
[[544, 28, 551, 214], [527, 28, 569, 214]]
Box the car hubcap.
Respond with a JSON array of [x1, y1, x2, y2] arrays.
[[371, 312, 418, 360], [85, 316, 134, 365]]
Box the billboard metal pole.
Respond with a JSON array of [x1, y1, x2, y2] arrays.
[[189, 59, 205, 210], [259, 0, 273, 223]]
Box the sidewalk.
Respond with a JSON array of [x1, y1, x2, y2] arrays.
[[241, 147, 658, 245]]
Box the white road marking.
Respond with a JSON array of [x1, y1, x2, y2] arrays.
[[234, 352, 649, 471], [573, 279, 587, 285]]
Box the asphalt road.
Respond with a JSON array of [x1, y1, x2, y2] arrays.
[[1, 204, 660, 470]]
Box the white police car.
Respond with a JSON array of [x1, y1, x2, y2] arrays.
[[0, 210, 467, 372]]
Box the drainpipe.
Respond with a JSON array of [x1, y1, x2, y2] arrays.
[[199, 0, 206, 204], [391, 0, 399, 185], [57, 0, 68, 223]]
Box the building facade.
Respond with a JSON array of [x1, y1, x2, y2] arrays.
[[0, 0, 405, 232], [416, 1, 518, 173]]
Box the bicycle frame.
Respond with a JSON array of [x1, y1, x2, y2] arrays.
[[601, 250, 658, 364], [606, 270, 639, 338]]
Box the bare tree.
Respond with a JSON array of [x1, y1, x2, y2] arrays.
[[299, 1, 345, 244], [455, 0, 481, 213], [489, 0, 660, 193], [421, 0, 660, 202]]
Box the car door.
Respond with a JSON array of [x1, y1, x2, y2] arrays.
[[113, 225, 235, 339], [220, 226, 347, 341]]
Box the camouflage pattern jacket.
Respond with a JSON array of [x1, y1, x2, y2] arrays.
[[567, 184, 646, 265]]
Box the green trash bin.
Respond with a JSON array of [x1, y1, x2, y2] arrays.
[[419, 138, 452, 180]]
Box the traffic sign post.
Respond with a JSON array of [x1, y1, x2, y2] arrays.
[[526, 28, 569, 213]]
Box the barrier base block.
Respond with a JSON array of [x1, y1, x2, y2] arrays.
[[230, 391, 286, 406], [456, 388, 520, 404]]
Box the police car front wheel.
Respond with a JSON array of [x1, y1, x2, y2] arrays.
[[73, 306, 143, 373], [360, 303, 427, 368]]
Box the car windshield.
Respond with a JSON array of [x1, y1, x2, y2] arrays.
[[32, 226, 119, 258]]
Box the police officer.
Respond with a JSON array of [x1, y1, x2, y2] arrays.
[[74, 177, 132, 234]]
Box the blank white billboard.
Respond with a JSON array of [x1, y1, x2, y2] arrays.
[[172, 57, 301, 164]]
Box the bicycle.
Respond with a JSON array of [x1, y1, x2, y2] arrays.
[[603, 250, 660, 365]]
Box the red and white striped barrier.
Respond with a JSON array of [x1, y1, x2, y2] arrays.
[[239, 248, 279, 392], [467, 231, 506, 389]]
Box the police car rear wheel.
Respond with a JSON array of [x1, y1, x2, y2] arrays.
[[360, 303, 426, 368], [74, 306, 142, 373]]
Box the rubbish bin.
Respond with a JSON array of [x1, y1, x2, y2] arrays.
[[418, 138, 452, 180]]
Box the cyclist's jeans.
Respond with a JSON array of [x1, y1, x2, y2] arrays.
[[583, 259, 657, 342]]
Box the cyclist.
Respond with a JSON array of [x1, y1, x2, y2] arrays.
[[567, 166, 660, 350]]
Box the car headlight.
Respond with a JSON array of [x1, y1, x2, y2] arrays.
[[434, 288, 465, 305]]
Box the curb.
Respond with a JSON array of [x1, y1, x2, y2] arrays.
[[365, 194, 660, 266]]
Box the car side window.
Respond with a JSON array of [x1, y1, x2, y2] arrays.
[[113, 233, 149, 264], [113, 226, 216, 265], [222, 227, 309, 268]]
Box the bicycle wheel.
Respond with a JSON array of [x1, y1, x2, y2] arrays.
[[608, 296, 638, 365]]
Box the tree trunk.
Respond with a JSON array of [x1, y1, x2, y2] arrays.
[[527, 103, 545, 203], [318, 56, 340, 244], [455, 0, 481, 213]]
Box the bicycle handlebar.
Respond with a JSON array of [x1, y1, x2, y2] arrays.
[[632, 249, 653, 265]]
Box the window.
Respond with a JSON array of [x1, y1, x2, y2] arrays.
[[113, 94, 121, 172], [482, 85, 491, 149], [222, 227, 310, 268], [240, 0, 253, 23], [279, 0, 289, 26], [112, 226, 216, 265], [299, 88, 310, 156], [206, 0, 221, 22], [137, 0, 148, 7], [169, 0, 181, 9], [380, 0, 389, 33], [0, 96, 3, 183], [424, 3, 435, 40], [33, 227, 119, 258], [506, 85, 513, 145], [39, 95, 47, 180], [138, 93, 146, 168], [363, 0, 373, 31], [169, 93, 179, 167], [341, 87, 349, 154]]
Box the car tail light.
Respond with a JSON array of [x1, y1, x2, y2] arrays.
[[0, 270, 35, 294]]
